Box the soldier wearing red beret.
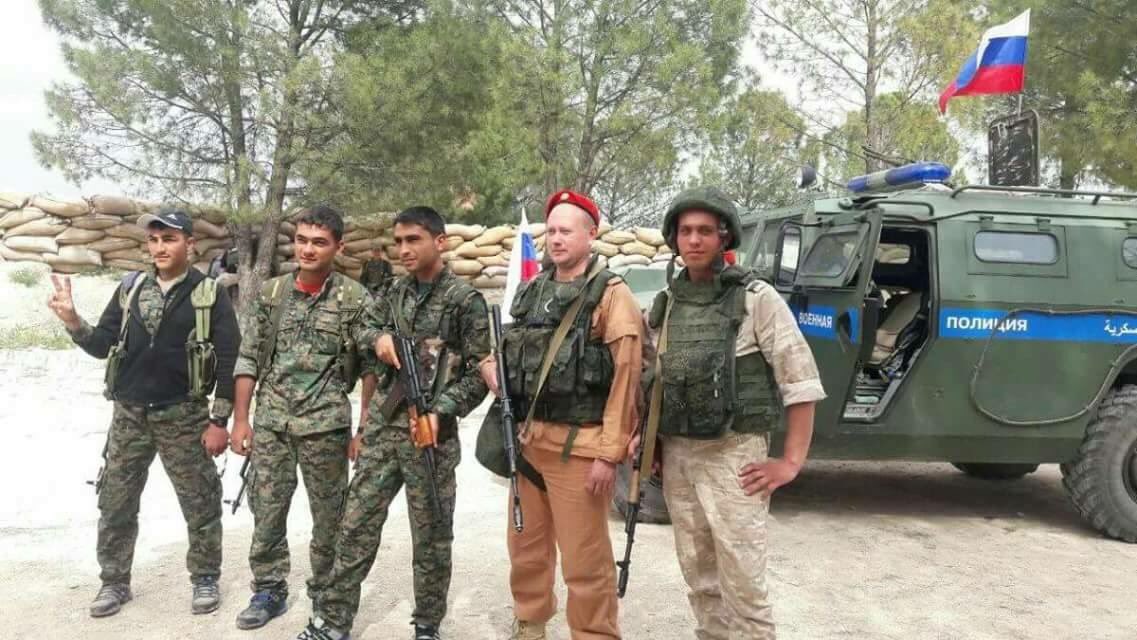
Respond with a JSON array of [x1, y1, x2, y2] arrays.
[[481, 189, 644, 639]]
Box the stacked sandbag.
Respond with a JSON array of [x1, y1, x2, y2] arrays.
[[0, 192, 679, 288]]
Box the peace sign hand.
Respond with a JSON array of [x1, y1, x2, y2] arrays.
[[47, 274, 81, 331]]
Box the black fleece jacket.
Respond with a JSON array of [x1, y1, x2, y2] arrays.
[[74, 269, 240, 409]]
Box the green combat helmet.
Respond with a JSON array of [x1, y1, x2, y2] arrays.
[[661, 185, 744, 252]]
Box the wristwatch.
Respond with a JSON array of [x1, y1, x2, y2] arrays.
[[209, 416, 229, 429]]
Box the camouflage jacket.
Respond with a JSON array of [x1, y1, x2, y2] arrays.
[[234, 271, 379, 435], [367, 267, 490, 432], [359, 258, 395, 299]]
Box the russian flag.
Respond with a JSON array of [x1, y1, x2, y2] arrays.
[[501, 209, 539, 322], [939, 9, 1030, 114]]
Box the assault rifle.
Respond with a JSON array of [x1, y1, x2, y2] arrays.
[[395, 334, 444, 521], [226, 457, 251, 514], [87, 436, 109, 494], [490, 304, 524, 532], [616, 382, 658, 598]]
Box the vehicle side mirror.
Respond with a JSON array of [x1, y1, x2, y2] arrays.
[[857, 296, 883, 363]]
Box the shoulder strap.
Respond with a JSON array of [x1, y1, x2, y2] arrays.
[[117, 272, 147, 344], [190, 278, 218, 342], [523, 259, 607, 430], [257, 275, 290, 375]]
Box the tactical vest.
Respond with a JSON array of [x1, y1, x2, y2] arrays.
[[503, 261, 616, 426], [104, 271, 219, 401], [256, 273, 367, 392], [649, 266, 781, 439]]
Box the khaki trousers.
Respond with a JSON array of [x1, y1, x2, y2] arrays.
[[508, 444, 621, 639], [661, 432, 775, 640]]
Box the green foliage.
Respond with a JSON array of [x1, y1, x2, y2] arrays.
[[754, 0, 980, 174], [824, 92, 961, 183], [692, 90, 815, 212], [0, 325, 73, 350], [8, 267, 45, 288]]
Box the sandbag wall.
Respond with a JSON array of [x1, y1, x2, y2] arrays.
[[0, 193, 235, 275], [0, 193, 675, 287]]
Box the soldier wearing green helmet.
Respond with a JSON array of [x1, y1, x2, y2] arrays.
[[644, 185, 826, 639]]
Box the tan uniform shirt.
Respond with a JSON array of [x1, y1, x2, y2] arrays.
[[521, 278, 644, 463], [736, 280, 827, 405]]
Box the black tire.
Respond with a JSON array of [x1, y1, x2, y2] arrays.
[[951, 462, 1039, 480], [1061, 384, 1137, 543], [612, 460, 671, 525]]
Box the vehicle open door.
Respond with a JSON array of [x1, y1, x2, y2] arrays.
[[779, 209, 883, 429]]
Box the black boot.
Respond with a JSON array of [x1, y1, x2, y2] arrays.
[[235, 588, 288, 630], [413, 622, 441, 640]]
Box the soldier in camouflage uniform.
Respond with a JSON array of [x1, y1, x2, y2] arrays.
[[359, 239, 396, 299], [649, 187, 826, 640], [298, 206, 490, 640], [47, 208, 240, 618], [229, 205, 379, 631]]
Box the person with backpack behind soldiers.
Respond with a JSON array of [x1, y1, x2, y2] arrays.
[[298, 205, 490, 640], [479, 189, 644, 640], [47, 207, 241, 618], [229, 205, 378, 631], [648, 187, 825, 640]]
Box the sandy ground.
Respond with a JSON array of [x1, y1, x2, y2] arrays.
[[2, 263, 1137, 639]]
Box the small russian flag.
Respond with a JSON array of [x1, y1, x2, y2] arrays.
[[939, 9, 1030, 114], [501, 209, 539, 322]]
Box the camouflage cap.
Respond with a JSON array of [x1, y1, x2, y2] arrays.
[[661, 185, 741, 251]]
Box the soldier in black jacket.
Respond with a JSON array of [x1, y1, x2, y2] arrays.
[[47, 208, 241, 619]]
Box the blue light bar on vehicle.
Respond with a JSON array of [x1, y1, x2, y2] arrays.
[[846, 162, 952, 194]]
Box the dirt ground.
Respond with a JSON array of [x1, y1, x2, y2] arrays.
[[2, 266, 1136, 639]]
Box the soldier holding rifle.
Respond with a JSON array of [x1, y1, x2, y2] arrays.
[[480, 189, 643, 640], [300, 205, 490, 640]]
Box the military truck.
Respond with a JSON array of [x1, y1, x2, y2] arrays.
[[615, 163, 1137, 543]]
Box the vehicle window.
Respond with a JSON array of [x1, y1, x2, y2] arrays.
[[751, 225, 779, 277], [775, 226, 801, 286], [876, 243, 911, 264], [735, 222, 758, 265], [800, 230, 860, 278], [1123, 238, 1137, 269], [974, 231, 1058, 264]]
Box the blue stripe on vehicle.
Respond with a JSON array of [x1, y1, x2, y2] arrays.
[[939, 307, 1137, 343]]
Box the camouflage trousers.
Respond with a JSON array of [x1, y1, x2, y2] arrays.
[[661, 432, 775, 640], [97, 400, 222, 585], [317, 426, 460, 631], [247, 427, 350, 601]]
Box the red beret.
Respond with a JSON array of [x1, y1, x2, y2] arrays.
[[545, 189, 600, 226]]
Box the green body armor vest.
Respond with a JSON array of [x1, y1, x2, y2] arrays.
[[504, 265, 617, 426], [650, 266, 781, 439]]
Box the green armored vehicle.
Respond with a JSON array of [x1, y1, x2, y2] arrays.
[[616, 162, 1137, 543]]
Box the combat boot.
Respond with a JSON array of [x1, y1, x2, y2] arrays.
[[191, 575, 221, 614], [89, 583, 132, 618], [413, 622, 441, 640], [236, 589, 288, 630], [510, 618, 547, 640], [296, 616, 350, 640]]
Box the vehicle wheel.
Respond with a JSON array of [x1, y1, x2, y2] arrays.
[[1061, 384, 1137, 543], [951, 462, 1039, 480], [612, 460, 670, 525]]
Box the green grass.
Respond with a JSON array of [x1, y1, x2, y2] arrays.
[[8, 267, 44, 288], [0, 325, 74, 350]]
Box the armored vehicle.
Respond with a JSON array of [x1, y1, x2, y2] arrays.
[[616, 163, 1137, 543]]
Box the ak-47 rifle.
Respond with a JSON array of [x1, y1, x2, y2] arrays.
[[87, 435, 110, 494], [395, 335, 444, 521], [490, 304, 523, 532], [616, 392, 656, 598], [225, 457, 251, 514]]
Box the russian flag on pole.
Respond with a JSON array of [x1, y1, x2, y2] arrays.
[[939, 9, 1030, 114], [501, 209, 539, 323]]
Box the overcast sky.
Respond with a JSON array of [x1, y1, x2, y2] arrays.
[[0, 0, 850, 200]]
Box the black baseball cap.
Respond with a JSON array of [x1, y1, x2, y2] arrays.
[[137, 207, 194, 235]]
